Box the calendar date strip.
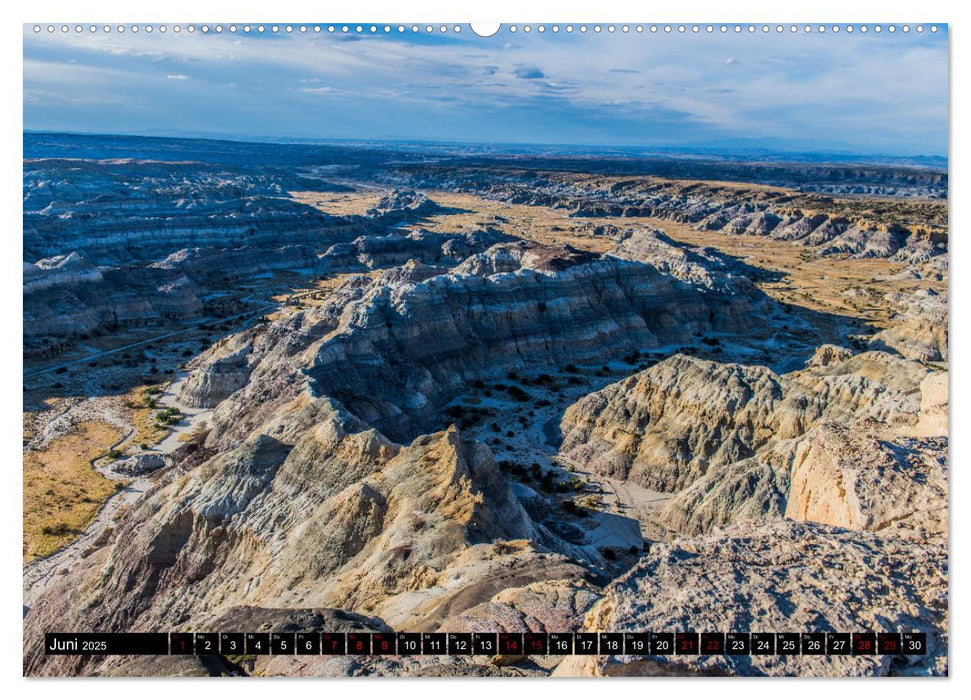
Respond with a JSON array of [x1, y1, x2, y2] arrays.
[[45, 631, 927, 657]]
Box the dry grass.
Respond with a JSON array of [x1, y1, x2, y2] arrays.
[[290, 189, 385, 217], [124, 385, 170, 449], [23, 420, 126, 561], [267, 271, 379, 321], [635, 216, 942, 328]]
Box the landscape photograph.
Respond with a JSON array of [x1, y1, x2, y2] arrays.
[[22, 23, 948, 677]]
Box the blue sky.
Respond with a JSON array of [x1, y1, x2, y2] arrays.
[[23, 26, 949, 156]]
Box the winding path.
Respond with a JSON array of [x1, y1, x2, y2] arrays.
[[22, 376, 212, 612]]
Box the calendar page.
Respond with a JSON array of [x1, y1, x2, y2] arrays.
[[22, 19, 948, 679]]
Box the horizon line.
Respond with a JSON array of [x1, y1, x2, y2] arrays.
[[23, 128, 949, 168]]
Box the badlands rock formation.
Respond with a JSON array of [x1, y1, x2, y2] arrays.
[[384, 165, 947, 263], [23, 134, 948, 678], [24, 217, 773, 676], [556, 520, 947, 677], [23, 140, 505, 355], [179, 240, 771, 440], [554, 347, 947, 676], [870, 289, 948, 363], [23, 398, 597, 675], [560, 350, 946, 536]]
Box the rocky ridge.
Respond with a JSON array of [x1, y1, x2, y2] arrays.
[[383, 167, 947, 263], [179, 239, 772, 441]]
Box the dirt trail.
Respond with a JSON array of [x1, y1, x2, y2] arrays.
[[22, 375, 212, 612]]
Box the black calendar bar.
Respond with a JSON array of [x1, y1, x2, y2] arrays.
[[44, 631, 928, 656]]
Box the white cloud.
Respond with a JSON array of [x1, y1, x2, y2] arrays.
[[22, 27, 948, 153]]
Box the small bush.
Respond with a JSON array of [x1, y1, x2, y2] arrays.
[[507, 385, 531, 402], [562, 499, 588, 518], [445, 405, 466, 419], [540, 472, 556, 492], [41, 523, 71, 537]]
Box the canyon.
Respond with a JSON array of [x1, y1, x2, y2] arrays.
[[23, 133, 948, 677]]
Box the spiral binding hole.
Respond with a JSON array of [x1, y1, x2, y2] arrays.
[[29, 22, 944, 37]]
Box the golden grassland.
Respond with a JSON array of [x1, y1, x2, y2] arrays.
[[23, 420, 126, 561], [290, 189, 384, 216], [638, 216, 942, 328], [23, 382, 174, 561]]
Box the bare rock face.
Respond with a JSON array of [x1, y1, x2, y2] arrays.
[[555, 520, 947, 677], [23, 252, 103, 293], [22, 395, 594, 676], [366, 189, 441, 218], [319, 228, 514, 273], [561, 352, 932, 490], [916, 372, 948, 437], [23, 260, 205, 354], [435, 579, 601, 633], [561, 351, 944, 537], [870, 289, 948, 363], [305, 243, 769, 440], [821, 224, 909, 258], [785, 423, 947, 537], [560, 355, 820, 492], [658, 441, 794, 536], [807, 344, 854, 368], [179, 339, 254, 408], [611, 228, 756, 296], [114, 452, 170, 476]]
